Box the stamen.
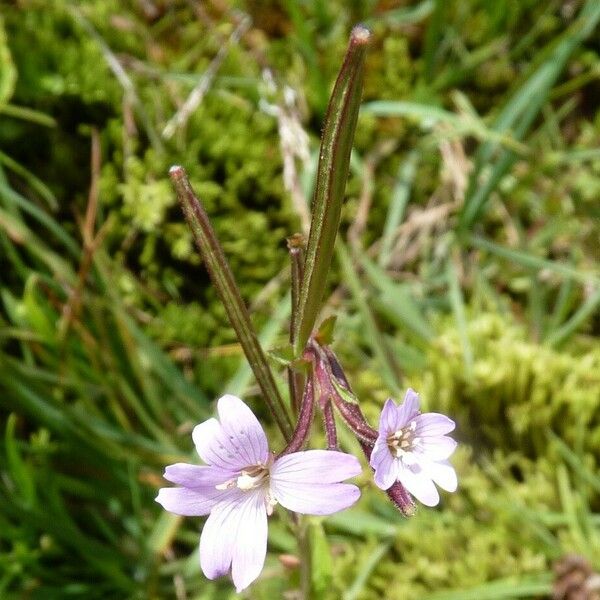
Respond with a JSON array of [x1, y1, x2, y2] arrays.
[[215, 479, 236, 490], [265, 489, 278, 516], [387, 421, 418, 458]]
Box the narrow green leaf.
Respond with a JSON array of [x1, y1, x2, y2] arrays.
[[459, 0, 600, 228], [378, 150, 418, 268], [421, 574, 552, 600], [170, 166, 293, 441], [447, 256, 473, 375], [545, 287, 600, 347], [294, 26, 370, 355], [343, 540, 393, 600], [469, 235, 599, 285], [308, 519, 333, 599], [5, 414, 36, 506], [337, 243, 401, 394]]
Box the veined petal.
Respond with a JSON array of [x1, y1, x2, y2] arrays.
[[163, 463, 235, 488], [155, 486, 227, 516], [217, 395, 269, 466], [369, 436, 390, 470], [192, 418, 239, 471], [397, 464, 440, 507], [231, 492, 268, 592], [193, 398, 269, 471], [200, 489, 267, 591], [378, 398, 399, 435], [271, 450, 361, 484], [369, 437, 397, 490], [417, 435, 457, 461], [415, 413, 456, 437], [372, 451, 397, 490], [199, 492, 242, 580], [395, 388, 420, 428], [272, 481, 360, 515], [420, 459, 458, 493]]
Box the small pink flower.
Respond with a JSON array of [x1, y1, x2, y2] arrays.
[[369, 389, 457, 507], [156, 394, 361, 592]]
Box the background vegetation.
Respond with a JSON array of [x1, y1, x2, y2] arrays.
[[1, 0, 599, 598]]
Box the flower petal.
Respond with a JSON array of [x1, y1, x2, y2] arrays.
[[192, 418, 239, 470], [217, 394, 269, 466], [397, 464, 440, 507], [199, 493, 240, 580], [231, 492, 268, 592], [200, 490, 267, 591], [163, 463, 235, 488], [421, 459, 457, 493], [369, 436, 389, 469], [372, 451, 397, 490], [378, 398, 399, 435], [192, 397, 269, 471], [417, 435, 457, 461], [415, 413, 456, 437], [395, 388, 420, 428], [272, 481, 360, 515], [271, 450, 361, 485], [369, 437, 397, 490], [155, 486, 226, 516]]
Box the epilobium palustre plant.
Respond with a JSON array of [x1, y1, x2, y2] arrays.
[[159, 24, 458, 594], [156, 394, 361, 592]]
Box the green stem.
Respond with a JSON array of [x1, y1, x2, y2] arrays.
[[170, 166, 293, 441], [287, 233, 305, 414], [297, 516, 312, 600], [294, 25, 370, 355]]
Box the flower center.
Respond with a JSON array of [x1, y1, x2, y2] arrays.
[[215, 458, 278, 516], [387, 419, 419, 458], [235, 465, 269, 491]]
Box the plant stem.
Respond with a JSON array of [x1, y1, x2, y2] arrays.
[[278, 375, 314, 456], [297, 516, 312, 600], [287, 233, 305, 415]]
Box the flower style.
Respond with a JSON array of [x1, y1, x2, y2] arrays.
[[369, 389, 457, 507], [156, 394, 362, 592]]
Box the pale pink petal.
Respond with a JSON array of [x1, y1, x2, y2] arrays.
[[200, 490, 267, 591], [199, 493, 240, 580], [163, 463, 235, 488], [373, 452, 397, 490], [420, 459, 457, 492], [192, 418, 239, 470], [231, 492, 268, 592], [217, 395, 269, 466], [368, 436, 390, 470], [416, 435, 457, 460], [192, 406, 267, 471], [415, 413, 456, 437], [155, 486, 226, 516], [272, 481, 360, 515], [369, 437, 397, 490], [395, 388, 420, 429], [271, 450, 361, 484], [378, 398, 398, 435], [397, 464, 440, 507]]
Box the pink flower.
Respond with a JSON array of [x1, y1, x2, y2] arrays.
[[369, 389, 457, 507], [156, 394, 361, 592]]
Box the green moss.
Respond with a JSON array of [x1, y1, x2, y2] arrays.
[[415, 313, 600, 455]]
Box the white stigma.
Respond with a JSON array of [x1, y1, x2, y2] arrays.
[[215, 465, 269, 491], [214, 455, 279, 514], [236, 470, 267, 491]]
